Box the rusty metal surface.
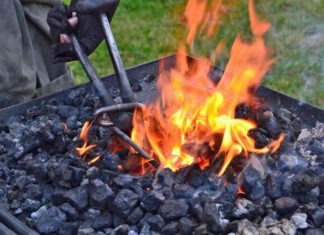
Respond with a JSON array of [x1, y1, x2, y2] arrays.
[[0, 55, 322, 127]]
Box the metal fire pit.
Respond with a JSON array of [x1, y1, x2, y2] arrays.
[[0, 55, 322, 126]]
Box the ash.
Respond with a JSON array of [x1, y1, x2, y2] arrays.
[[0, 78, 323, 235]]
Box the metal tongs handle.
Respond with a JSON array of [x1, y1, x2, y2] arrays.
[[69, 1, 134, 105], [70, 35, 115, 106], [99, 13, 135, 103], [0, 207, 39, 235]]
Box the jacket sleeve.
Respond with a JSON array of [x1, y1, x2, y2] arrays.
[[0, 0, 38, 108], [0, 0, 74, 109]]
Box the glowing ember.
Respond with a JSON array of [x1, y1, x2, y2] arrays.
[[63, 123, 68, 131], [237, 186, 246, 196], [131, 0, 284, 176]]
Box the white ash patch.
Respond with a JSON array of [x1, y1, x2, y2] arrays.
[[294, 122, 324, 165]]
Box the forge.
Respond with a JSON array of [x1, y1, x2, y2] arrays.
[[0, 55, 323, 235], [0, 0, 324, 234]]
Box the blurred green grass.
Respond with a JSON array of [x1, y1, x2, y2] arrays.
[[63, 0, 323, 108]]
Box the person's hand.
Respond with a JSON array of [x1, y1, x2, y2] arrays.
[[47, 0, 119, 63]]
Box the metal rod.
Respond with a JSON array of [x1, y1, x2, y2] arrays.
[[94, 102, 144, 130], [94, 103, 144, 121], [70, 34, 115, 106], [93, 103, 152, 160], [0, 207, 39, 235], [70, 34, 131, 129], [0, 223, 18, 235], [99, 13, 135, 104], [112, 126, 152, 160]]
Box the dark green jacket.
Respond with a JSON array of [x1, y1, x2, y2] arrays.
[[0, 0, 74, 109]]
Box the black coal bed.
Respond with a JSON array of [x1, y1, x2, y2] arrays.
[[0, 55, 323, 235]]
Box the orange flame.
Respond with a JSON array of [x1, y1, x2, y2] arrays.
[[88, 156, 101, 165], [131, 0, 284, 176], [76, 121, 96, 157], [184, 0, 223, 48]]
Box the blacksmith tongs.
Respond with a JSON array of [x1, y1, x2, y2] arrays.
[[68, 1, 152, 160], [68, 0, 135, 127]]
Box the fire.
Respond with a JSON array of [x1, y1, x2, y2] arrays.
[[131, 0, 284, 176], [88, 156, 101, 165], [76, 121, 97, 160], [184, 0, 223, 48]]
